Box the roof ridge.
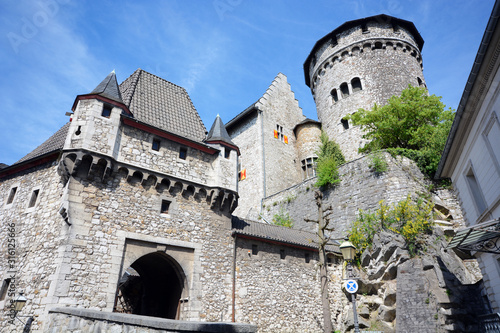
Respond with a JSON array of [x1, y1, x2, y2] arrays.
[[120, 69, 143, 107]]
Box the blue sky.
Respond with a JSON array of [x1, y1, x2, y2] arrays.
[[0, 0, 495, 165]]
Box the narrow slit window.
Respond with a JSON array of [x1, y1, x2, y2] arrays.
[[0, 279, 11, 301], [252, 244, 258, 255], [340, 83, 349, 98], [101, 105, 112, 118], [179, 147, 187, 160], [305, 253, 311, 263], [152, 138, 161, 151], [7, 187, 17, 204], [224, 147, 230, 159], [28, 189, 39, 208], [160, 199, 171, 214], [341, 118, 349, 130], [331, 89, 339, 103], [280, 249, 286, 260]]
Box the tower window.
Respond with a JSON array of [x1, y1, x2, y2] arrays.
[[152, 138, 161, 151], [101, 105, 112, 118], [361, 23, 368, 33], [331, 89, 339, 103], [6, 187, 17, 205], [301, 157, 317, 179], [28, 189, 40, 208], [374, 42, 383, 50], [160, 199, 171, 214], [276, 125, 284, 142], [351, 78, 362, 92], [179, 147, 187, 160], [341, 118, 349, 130], [224, 147, 230, 159], [340, 83, 349, 98], [305, 253, 311, 263]]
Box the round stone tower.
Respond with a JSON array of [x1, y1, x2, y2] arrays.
[[304, 14, 426, 160]]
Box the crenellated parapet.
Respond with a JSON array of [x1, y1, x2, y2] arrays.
[[58, 150, 238, 215]]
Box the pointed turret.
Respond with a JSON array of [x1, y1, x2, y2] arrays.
[[206, 114, 236, 147], [90, 70, 124, 104]]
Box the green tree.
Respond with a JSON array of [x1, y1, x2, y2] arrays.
[[315, 131, 345, 188], [350, 85, 454, 176]]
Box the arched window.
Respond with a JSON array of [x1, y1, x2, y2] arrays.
[[341, 118, 349, 130], [331, 89, 339, 103], [417, 77, 424, 87], [340, 83, 349, 98], [351, 78, 362, 92]]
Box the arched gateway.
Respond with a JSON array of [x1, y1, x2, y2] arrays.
[[114, 252, 186, 319]]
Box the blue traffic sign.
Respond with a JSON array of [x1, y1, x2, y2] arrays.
[[345, 279, 358, 294]]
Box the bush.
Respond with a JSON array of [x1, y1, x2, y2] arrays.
[[272, 209, 294, 228], [368, 151, 388, 174], [315, 131, 345, 188], [349, 195, 434, 257]]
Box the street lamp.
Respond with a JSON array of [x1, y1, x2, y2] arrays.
[[14, 293, 27, 313], [340, 238, 360, 333], [13, 292, 33, 333]]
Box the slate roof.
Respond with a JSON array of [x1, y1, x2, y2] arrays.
[[205, 115, 235, 146], [90, 70, 124, 104], [119, 69, 207, 142], [232, 216, 340, 253], [15, 122, 70, 164]]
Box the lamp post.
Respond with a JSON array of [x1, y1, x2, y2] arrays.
[[13, 293, 33, 333], [340, 238, 360, 333]]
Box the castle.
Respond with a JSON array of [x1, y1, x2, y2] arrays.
[[0, 14, 486, 333]]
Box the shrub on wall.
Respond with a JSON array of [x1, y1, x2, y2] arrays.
[[315, 131, 345, 188], [272, 208, 294, 228], [349, 195, 434, 257]]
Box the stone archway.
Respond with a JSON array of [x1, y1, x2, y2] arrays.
[[115, 252, 185, 319]]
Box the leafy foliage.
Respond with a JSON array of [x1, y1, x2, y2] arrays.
[[349, 85, 454, 177], [349, 195, 434, 257], [368, 151, 388, 174], [272, 208, 294, 228], [315, 131, 345, 188]]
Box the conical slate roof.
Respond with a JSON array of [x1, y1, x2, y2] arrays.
[[205, 115, 235, 146], [90, 70, 124, 104]]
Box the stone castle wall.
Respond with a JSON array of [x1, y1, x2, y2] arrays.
[[0, 162, 66, 332], [262, 153, 430, 237], [234, 236, 345, 332], [307, 20, 425, 160]]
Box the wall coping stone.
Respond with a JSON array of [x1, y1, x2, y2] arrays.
[[49, 307, 257, 333]]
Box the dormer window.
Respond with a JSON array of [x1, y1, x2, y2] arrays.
[[101, 105, 112, 118]]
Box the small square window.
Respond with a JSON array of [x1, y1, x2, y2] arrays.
[[161, 199, 171, 214], [101, 105, 112, 118], [280, 249, 286, 260], [7, 187, 17, 205], [179, 147, 187, 160], [28, 189, 39, 208], [152, 139, 161, 151], [252, 244, 258, 255]]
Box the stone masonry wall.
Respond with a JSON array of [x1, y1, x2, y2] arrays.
[[0, 162, 66, 333], [228, 112, 264, 219], [118, 125, 216, 186], [234, 236, 346, 333], [262, 153, 429, 238], [53, 169, 236, 325]]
